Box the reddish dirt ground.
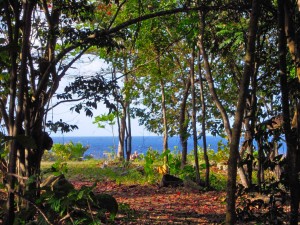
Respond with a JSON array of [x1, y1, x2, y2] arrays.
[[72, 181, 226, 224]]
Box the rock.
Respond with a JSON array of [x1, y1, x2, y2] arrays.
[[183, 177, 202, 191], [41, 174, 74, 197], [160, 174, 183, 187], [93, 193, 118, 219]]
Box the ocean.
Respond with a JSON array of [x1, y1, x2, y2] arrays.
[[51, 136, 227, 159]]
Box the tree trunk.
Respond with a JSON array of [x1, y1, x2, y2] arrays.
[[160, 78, 169, 165], [257, 136, 263, 192], [126, 104, 132, 161], [197, 31, 232, 142], [117, 106, 126, 159], [242, 63, 257, 187], [179, 79, 191, 168], [190, 50, 201, 184], [278, 1, 299, 223], [113, 64, 125, 160], [5, 1, 35, 222], [124, 58, 132, 161], [284, 0, 300, 81], [198, 9, 250, 189], [157, 54, 169, 168], [225, 0, 260, 224], [198, 50, 209, 187], [272, 133, 281, 180]]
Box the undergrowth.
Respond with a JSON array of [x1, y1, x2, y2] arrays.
[[41, 149, 228, 190]]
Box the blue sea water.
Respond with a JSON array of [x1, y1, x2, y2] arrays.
[[51, 136, 227, 159]]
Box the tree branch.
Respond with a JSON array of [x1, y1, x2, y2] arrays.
[[106, 3, 248, 36], [46, 97, 86, 113], [46, 46, 91, 104], [108, 0, 127, 30]]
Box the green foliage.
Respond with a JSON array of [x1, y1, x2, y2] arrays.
[[37, 178, 117, 224], [43, 142, 89, 161], [12, 164, 119, 224], [209, 173, 227, 191], [58, 76, 119, 117], [143, 148, 160, 182], [50, 161, 69, 175], [197, 140, 229, 164], [93, 112, 116, 128], [143, 148, 197, 181], [46, 119, 78, 134], [0, 134, 8, 159], [163, 149, 181, 175], [215, 18, 247, 52]]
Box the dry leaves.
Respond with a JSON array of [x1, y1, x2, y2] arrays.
[[72, 181, 226, 224]]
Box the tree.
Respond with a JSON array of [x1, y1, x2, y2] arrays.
[[0, 1, 102, 222], [225, 0, 260, 223], [197, 49, 210, 187], [279, 0, 300, 223], [197, 2, 252, 188], [190, 48, 201, 184], [128, 10, 196, 167], [1, 1, 211, 223]]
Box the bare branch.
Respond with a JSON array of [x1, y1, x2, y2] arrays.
[[46, 97, 86, 112], [46, 46, 91, 103]]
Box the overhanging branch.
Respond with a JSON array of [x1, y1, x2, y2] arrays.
[[46, 97, 86, 113]]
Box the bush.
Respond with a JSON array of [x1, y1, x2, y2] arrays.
[[42, 141, 89, 161]]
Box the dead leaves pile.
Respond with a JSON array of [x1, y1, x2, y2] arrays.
[[72, 181, 226, 224]]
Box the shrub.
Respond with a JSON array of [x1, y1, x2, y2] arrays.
[[43, 141, 89, 161]]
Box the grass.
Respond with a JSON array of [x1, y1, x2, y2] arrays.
[[41, 159, 157, 184], [41, 158, 228, 190]]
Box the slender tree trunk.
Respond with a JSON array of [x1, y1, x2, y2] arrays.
[[161, 78, 168, 163], [257, 136, 263, 192], [124, 58, 132, 161], [243, 63, 258, 187], [197, 30, 232, 141], [190, 50, 201, 184], [225, 0, 260, 224], [126, 103, 132, 161], [112, 64, 125, 160], [6, 141, 18, 225], [198, 9, 250, 189], [272, 133, 281, 180], [157, 54, 169, 168], [278, 1, 299, 223], [179, 79, 191, 168], [117, 106, 126, 159], [198, 50, 209, 187]]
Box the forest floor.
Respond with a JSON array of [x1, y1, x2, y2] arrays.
[[72, 180, 226, 224], [0, 160, 296, 224]]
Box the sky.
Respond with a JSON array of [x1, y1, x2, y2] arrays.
[[49, 55, 155, 137]]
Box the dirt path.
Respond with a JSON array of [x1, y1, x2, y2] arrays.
[[72, 181, 226, 224]]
